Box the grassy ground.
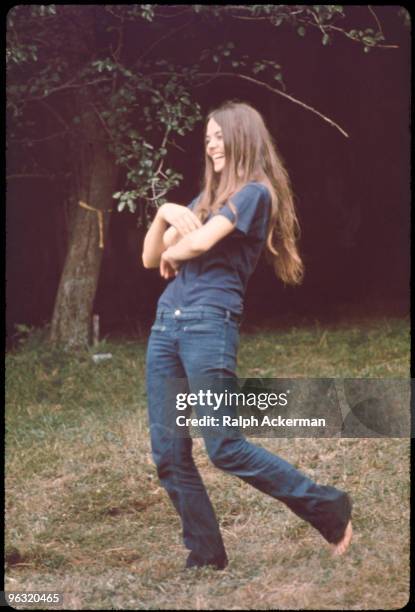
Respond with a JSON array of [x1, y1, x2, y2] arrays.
[[5, 317, 410, 609]]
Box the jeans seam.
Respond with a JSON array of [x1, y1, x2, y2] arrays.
[[218, 320, 229, 372]]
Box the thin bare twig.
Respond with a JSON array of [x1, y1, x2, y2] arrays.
[[325, 23, 398, 49], [137, 17, 194, 62], [309, 9, 326, 38], [89, 102, 114, 143], [230, 8, 305, 21], [221, 5, 397, 50], [169, 139, 186, 153], [7, 173, 54, 180], [155, 127, 170, 176], [26, 77, 113, 102], [36, 99, 71, 131], [110, 24, 124, 62], [192, 58, 223, 89], [368, 5, 383, 38], [294, 16, 399, 49], [153, 70, 349, 137], [146, 188, 169, 202], [229, 15, 269, 21], [9, 130, 69, 144], [154, 7, 193, 19], [218, 72, 347, 137]]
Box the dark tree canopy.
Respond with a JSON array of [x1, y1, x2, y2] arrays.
[[6, 5, 408, 346]]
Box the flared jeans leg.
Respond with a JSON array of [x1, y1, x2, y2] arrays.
[[146, 318, 228, 568], [195, 422, 351, 545], [146, 308, 352, 568]]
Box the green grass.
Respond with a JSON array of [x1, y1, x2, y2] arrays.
[[5, 317, 410, 609]]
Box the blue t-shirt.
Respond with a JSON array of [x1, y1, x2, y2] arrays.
[[158, 182, 271, 315]]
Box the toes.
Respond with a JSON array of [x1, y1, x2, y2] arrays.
[[332, 521, 353, 556]]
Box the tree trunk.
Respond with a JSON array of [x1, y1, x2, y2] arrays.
[[49, 95, 118, 349]]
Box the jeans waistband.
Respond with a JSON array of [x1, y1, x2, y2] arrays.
[[156, 305, 241, 323]]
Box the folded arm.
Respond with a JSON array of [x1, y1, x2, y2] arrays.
[[142, 203, 202, 268], [163, 226, 182, 249], [141, 211, 168, 268], [160, 215, 235, 278]]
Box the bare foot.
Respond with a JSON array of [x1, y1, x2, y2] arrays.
[[332, 521, 353, 556]]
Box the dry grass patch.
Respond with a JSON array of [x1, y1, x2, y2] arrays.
[[5, 317, 410, 609]]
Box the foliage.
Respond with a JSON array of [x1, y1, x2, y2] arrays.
[[7, 5, 397, 221]]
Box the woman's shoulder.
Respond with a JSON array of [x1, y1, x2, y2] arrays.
[[237, 181, 270, 194], [235, 181, 271, 202], [187, 193, 203, 209]]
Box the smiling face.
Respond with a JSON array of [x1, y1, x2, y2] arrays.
[[205, 117, 225, 173]]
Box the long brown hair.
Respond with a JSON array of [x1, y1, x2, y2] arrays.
[[195, 101, 304, 285]]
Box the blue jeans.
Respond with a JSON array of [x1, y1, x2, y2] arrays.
[[146, 305, 352, 569]]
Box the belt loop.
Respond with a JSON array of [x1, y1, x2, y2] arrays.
[[226, 309, 231, 321]]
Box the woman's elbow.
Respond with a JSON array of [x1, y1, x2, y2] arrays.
[[142, 251, 159, 269]]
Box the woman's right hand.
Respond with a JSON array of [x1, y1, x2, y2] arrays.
[[158, 203, 202, 236]]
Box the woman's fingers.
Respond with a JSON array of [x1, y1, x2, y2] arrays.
[[161, 203, 201, 238], [162, 204, 201, 233], [184, 210, 202, 229], [159, 258, 170, 279], [188, 211, 202, 229], [175, 212, 202, 236], [159, 259, 165, 278], [160, 255, 178, 279]]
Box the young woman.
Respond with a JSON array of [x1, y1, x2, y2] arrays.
[[142, 101, 352, 570]]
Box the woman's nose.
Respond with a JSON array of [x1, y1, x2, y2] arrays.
[[207, 139, 218, 152]]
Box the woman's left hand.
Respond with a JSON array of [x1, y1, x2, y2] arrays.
[[160, 250, 180, 279]]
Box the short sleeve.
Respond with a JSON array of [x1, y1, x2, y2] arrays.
[[187, 194, 201, 211], [216, 183, 271, 236]]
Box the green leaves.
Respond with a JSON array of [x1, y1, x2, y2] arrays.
[[250, 59, 285, 90], [201, 42, 235, 65], [113, 190, 138, 213], [139, 5, 155, 22], [91, 59, 117, 73], [252, 62, 267, 74], [397, 7, 411, 28], [6, 4, 397, 219], [6, 43, 39, 65], [30, 5, 57, 18], [100, 65, 202, 212], [347, 26, 385, 53]]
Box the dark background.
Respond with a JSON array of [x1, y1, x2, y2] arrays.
[[6, 7, 410, 339]]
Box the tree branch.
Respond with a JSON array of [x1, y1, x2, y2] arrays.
[[211, 72, 350, 137], [314, 25, 397, 49], [7, 173, 55, 180], [153, 7, 193, 19], [110, 23, 124, 62], [153, 70, 350, 137], [89, 102, 115, 143], [368, 5, 383, 37], [25, 76, 112, 103], [10, 130, 69, 144], [294, 14, 399, 49], [137, 17, 195, 62], [36, 98, 71, 131], [196, 6, 398, 50], [155, 127, 170, 176]]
